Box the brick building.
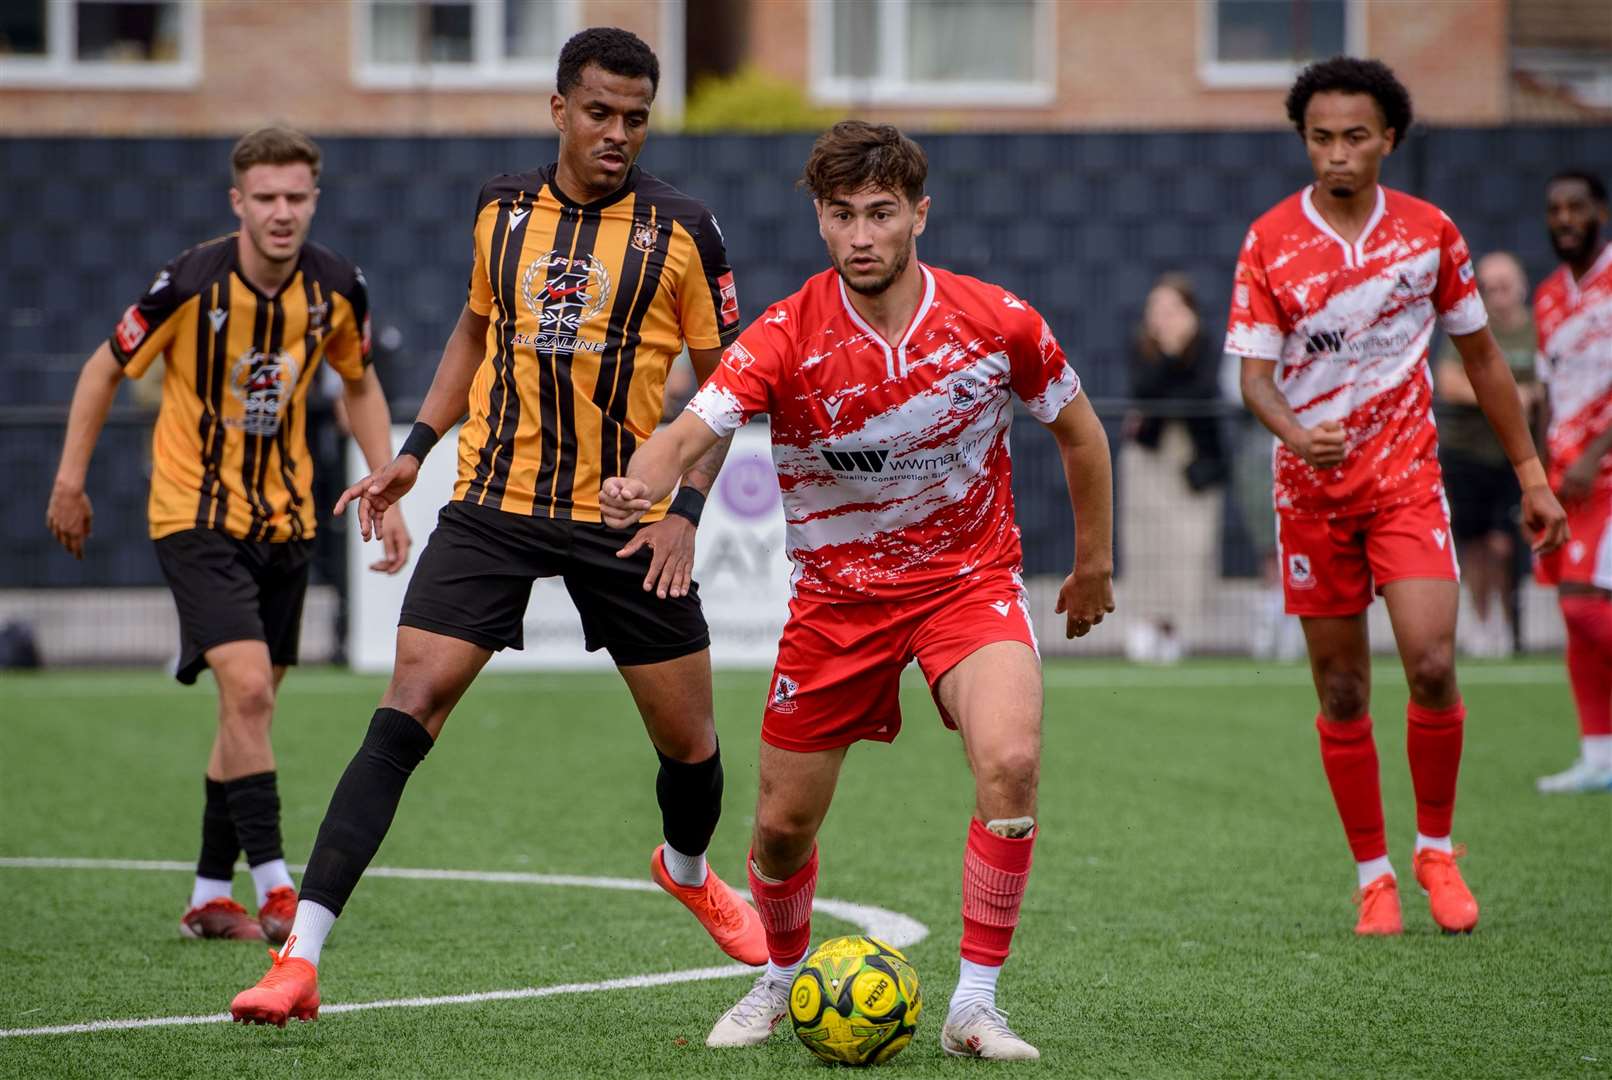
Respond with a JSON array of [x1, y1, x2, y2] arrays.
[[1, 0, 1608, 136]]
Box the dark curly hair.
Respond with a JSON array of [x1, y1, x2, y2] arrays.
[[556, 27, 659, 97], [1285, 56, 1412, 148], [800, 121, 928, 207], [1550, 169, 1608, 205]]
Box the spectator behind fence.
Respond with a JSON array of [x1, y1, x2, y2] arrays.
[[1434, 252, 1539, 656], [1120, 273, 1226, 662]]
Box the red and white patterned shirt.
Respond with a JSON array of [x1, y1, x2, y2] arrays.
[[1225, 185, 1487, 518], [1535, 243, 1612, 494], [688, 264, 1081, 602]]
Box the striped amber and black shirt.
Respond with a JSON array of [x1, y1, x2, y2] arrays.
[[455, 163, 741, 522], [109, 235, 371, 542]]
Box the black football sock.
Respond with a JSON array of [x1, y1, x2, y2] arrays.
[[299, 708, 434, 916], [196, 776, 239, 881], [224, 771, 285, 868], [656, 741, 723, 858]]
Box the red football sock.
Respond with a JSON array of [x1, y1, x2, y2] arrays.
[[960, 818, 1036, 966], [1560, 595, 1612, 737], [1315, 714, 1387, 861], [1406, 699, 1466, 838], [748, 847, 817, 967]]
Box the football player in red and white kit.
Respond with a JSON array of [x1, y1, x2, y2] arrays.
[[1226, 58, 1567, 936], [603, 122, 1114, 1061], [1533, 170, 1612, 794]]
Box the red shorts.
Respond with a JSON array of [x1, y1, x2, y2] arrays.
[[761, 571, 1039, 753], [1277, 488, 1459, 617], [1535, 492, 1612, 589]]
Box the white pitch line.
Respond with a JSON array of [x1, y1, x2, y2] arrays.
[[0, 965, 753, 1039], [0, 857, 928, 1039]]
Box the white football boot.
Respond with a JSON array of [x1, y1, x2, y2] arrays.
[[941, 1001, 1040, 1061], [706, 971, 790, 1048], [1536, 757, 1612, 794]]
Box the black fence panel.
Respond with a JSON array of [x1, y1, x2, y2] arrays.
[[3, 126, 1608, 587]]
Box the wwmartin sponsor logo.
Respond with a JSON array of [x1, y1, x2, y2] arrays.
[[818, 433, 993, 479]]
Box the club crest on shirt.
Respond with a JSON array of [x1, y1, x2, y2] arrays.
[[227, 348, 300, 436], [947, 375, 983, 414], [1287, 553, 1316, 589], [306, 300, 330, 337], [631, 219, 659, 254]]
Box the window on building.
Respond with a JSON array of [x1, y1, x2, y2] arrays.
[[356, 0, 573, 87], [1201, 0, 1362, 87], [0, 0, 197, 85], [813, 0, 1053, 106]]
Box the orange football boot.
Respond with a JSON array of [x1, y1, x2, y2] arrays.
[[180, 897, 266, 941], [651, 845, 768, 966], [1413, 845, 1479, 934], [257, 886, 297, 946], [1352, 873, 1403, 936], [231, 948, 320, 1026]]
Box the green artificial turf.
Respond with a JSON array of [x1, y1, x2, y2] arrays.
[[0, 660, 1606, 1078]]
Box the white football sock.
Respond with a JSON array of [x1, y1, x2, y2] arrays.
[[660, 844, 708, 888], [766, 949, 808, 986], [1583, 735, 1612, 770], [1356, 855, 1394, 888], [949, 958, 1002, 1012], [280, 900, 337, 967], [249, 858, 295, 907], [1414, 833, 1453, 855], [189, 876, 234, 910]]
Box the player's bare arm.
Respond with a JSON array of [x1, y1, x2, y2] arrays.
[[339, 365, 412, 574], [1044, 391, 1116, 639], [1559, 423, 1612, 504], [1239, 356, 1347, 469], [601, 410, 721, 530], [46, 342, 126, 559], [614, 346, 736, 598], [336, 304, 489, 539], [1448, 327, 1568, 551]]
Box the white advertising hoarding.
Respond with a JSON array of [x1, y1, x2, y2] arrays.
[[347, 422, 789, 672]]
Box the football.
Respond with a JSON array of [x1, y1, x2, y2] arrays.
[[788, 936, 922, 1066]]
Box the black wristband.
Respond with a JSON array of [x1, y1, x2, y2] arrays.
[[667, 486, 706, 525], [398, 421, 439, 463]]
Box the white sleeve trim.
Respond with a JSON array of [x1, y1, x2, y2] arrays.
[[687, 383, 744, 438], [1224, 323, 1285, 361], [1438, 292, 1488, 337], [1023, 366, 1082, 423]]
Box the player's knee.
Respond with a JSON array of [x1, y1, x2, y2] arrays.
[[1407, 646, 1457, 704], [1318, 671, 1368, 720], [219, 672, 276, 726], [975, 744, 1040, 800], [753, 809, 818, 866]]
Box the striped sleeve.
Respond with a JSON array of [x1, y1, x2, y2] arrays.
[[678, 207, 741, 350], [109, 259, 187, 378]]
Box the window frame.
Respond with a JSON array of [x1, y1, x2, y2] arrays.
[[352, 0, 580, 90], [0, 0, 201, 89], [1198, 0, 1365, 89], [808, 0, 1056, 108]]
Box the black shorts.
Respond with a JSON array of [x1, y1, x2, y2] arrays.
[[398, 500, 709, 666], [1440, 451, 1520, 543], [153, 529, 312, 685]]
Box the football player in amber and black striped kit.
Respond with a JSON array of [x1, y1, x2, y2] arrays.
[[230, 28, 763, 1027], [46, 127, 411, 945]]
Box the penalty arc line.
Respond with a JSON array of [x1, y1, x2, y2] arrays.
[[0, 857, 930, 1040]]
